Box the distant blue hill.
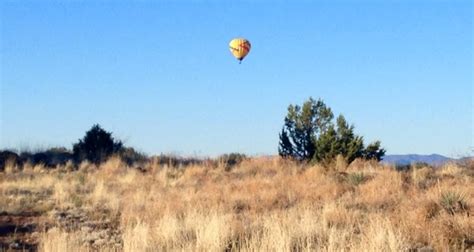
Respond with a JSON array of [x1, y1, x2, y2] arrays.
[[382, 154, 453, 166]]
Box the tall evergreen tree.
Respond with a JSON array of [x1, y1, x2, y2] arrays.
[[281, 98, 334, 160]]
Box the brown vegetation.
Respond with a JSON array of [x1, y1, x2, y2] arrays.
[[0, 157, 472, 251]]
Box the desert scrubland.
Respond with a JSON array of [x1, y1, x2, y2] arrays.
[[0, 157, 472, 251]]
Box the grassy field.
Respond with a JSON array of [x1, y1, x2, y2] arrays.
[[0, 157, 472, 251]]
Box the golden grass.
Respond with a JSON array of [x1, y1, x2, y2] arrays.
[[0, 157, 472, 251]]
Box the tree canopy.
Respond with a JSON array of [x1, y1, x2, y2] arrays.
[[73, 124, 123, 164], [279, 97, 385, 163]]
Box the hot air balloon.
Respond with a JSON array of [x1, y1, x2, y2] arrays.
[[229, 38, 251, 63]]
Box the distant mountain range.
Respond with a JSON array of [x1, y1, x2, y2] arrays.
[[382, 154, 471, 166]]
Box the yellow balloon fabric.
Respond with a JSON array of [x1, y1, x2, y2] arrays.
[[229, 38, 251, 61]]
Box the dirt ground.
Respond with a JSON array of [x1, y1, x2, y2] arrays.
[[0, 211, 48, 251]]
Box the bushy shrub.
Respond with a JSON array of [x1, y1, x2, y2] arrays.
[[119, 147, 148, 166], [395, 162, 433, 172], [439, 191, 469, 215], [0, 150, 22, 171], [218, 153, 247, 170], [20, 147, 73, 168], [152, 154, 203, 167], [73, 124, 123, 165], [347, 172, 366, 186]]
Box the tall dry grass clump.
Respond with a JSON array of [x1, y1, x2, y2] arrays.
[[0, 157, 472, 251]]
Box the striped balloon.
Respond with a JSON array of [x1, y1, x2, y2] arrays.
[[229, 38, 251, 63]]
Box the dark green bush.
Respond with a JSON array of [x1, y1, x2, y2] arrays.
[[23, 147, 73, 168], [0, 150, 22, 171], [119, 147, 149, 166], [218, 153, 247, 170], [73, 124, 123, 165]]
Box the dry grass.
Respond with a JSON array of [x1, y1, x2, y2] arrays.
[[0, 157, 472, 251]]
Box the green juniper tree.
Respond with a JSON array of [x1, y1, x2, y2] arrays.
[[334, 115, 365, 163], [278, 97, 333, 160], [279, 97, 385, 163], [278, 129, 294, 158], [363, 141, 385, 161], [73, 124, 123, 164]]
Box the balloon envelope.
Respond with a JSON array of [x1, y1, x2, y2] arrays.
[[229, 38, 251, 62]]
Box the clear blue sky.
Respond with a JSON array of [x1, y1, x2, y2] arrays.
[[1, 1, 472, 158]]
